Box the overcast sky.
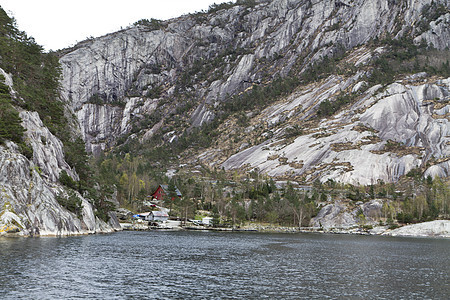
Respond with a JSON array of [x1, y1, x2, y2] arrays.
[[0, 0, 229, 51]]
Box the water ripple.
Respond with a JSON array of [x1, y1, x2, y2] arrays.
[[0, 232, 449, 299]]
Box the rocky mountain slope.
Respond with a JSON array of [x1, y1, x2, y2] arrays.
[[59, 0, 449, 185], [220, 71, 449, 184]]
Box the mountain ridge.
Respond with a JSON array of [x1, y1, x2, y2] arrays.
[[59, 0, 449, 184]]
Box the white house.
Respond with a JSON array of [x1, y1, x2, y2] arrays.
[[202, 217, 213, 226], [149, 211, 169, 222]]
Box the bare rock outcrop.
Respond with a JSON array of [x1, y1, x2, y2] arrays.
[[384, 220, 450, 238], [222, 75, 450, 185], [310, 199, 383, 229]]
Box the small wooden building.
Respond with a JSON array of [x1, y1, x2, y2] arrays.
[[151, 184, 182, 201], [134, 211, 169, 222], [149, 211, 169, 222], [202, 217, 213, 226]]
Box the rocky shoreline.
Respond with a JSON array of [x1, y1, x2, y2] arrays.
[[233, 220, 450, 238], [3, 218, 448, 238], [118, 220, 450, 239]]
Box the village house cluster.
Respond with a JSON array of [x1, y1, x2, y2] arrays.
[[132, 184, 213, 228]]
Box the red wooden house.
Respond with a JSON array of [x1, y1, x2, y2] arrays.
[[151, 184, 182, 201]]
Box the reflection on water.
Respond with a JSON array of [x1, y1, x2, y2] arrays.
[[1, 232, 449, 299]]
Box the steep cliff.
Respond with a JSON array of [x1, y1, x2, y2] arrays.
[[0, 63, 119, 236], [0, 141, 115, 236], [59, 0, 449, 185]]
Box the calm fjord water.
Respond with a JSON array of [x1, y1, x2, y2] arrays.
[[1, 231, 449, 299]]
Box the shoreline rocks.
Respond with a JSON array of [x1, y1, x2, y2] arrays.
[[117, 219, 450, 239], [382, 220, 450, 238], [3, 219, 448, 238]]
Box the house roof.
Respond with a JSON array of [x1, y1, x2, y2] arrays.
[[159, 184, 182, 197], [137, 212, 151, 217], [151, 211, 169, 217]]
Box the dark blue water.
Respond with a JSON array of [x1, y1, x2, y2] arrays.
[[0, 231, 449, 299]]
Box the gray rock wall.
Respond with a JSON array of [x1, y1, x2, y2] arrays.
[[0, 68, 117, 236], [311, 199, 383, 229], [0, 143, 113, 236], [60, 0, 450, 153]]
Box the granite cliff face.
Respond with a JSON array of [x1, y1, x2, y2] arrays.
[[0, 70, 120, 236], [60, 0, 450, 155], [0, 142, 114, 236]]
